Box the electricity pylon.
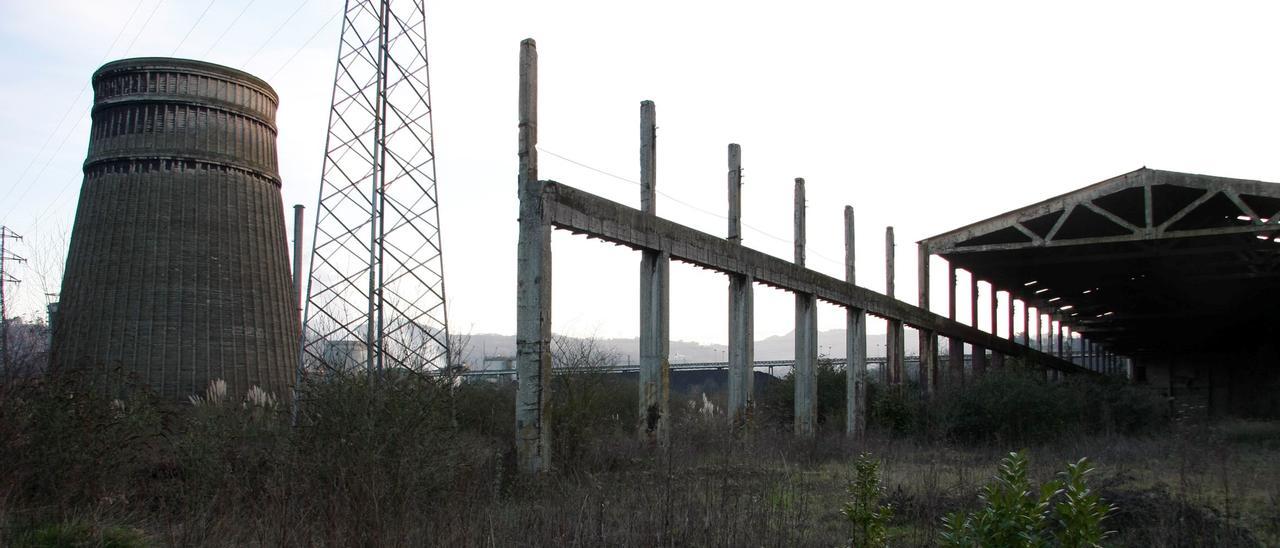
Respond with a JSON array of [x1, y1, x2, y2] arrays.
[[301, 0, 449, 377]]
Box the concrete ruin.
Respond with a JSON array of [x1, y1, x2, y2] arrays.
[[512, 39, 1095, 473], [921, 168, 1280, 417]]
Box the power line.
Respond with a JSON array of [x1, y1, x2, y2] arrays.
[[268, 6, 342, 80], [122, 0, 168, 55], [536, 145, 848, 270], [0, 0, 148, 208], [171, 0, 219, 56], [242, 0, 312, 68], [0, 116, 89, 222], [21, 0, 334, 230], [202, 0, 259, 58]]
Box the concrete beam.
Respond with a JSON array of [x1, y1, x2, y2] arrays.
[[794, 178, 817, 437], [535, 181, 1091, 374], [727, 143, 753, 427], [637, 100, 669, 445], [515, 39, 552, 474]]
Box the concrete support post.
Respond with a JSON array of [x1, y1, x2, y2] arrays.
[[991, 290, 1004, 368], [794, 178, 817, 437], [1059, 323, 1067, 359], [845, 206, 867, 437], [917, 244, 935, 394], [1048, 319, 1056, 356], [947, 263, 964, 386], [1007, 293, 1015, 342], [1037, 312, 1045, 351], [727, 144, 754, 427], [515, 39, 552, 474], [1021, 301, 1030, 348], [638, 100, 670, 445], [886, 227, 904, 384], [971, 277, 987, 375]]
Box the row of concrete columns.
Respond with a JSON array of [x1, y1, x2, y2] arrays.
[[514, 39, 1125, 473], [916, 257, 1128, 384]]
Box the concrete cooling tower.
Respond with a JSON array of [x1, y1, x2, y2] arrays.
[[52, 58, 298, 402]]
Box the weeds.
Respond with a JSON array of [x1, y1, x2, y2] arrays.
[[842, 453, 894, 547], [940, 451, 1116, 548], [0, 366, 1273, 546]]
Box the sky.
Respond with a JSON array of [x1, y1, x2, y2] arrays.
[[2, 0, 1280, 346]]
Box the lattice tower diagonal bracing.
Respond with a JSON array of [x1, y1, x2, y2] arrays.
[[302, 0, 450, 376]]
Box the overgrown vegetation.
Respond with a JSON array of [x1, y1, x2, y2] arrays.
[[760, 362, 1169, 445], [843, 453, 894, 547], [939, 451, 1115, 547], [0, 357, 1275, 546]]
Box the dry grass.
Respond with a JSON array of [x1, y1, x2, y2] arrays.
[[1, 371, 1277, 547]]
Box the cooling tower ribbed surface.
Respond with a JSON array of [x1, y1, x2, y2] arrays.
[[52, 58, 298, 402]]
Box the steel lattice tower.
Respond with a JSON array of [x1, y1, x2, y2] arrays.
[[302, 0, 449, 376]]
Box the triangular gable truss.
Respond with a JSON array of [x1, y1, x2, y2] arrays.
[[921, 168, 1280, 254]]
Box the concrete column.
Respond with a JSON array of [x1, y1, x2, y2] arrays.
[[515, 39, 552, 474], [947, 263, 964, 386], [1021, 301, 1030, 348], [794, 178, 817, 437], [845, 206, 867, 437], [727, 144, 754, 427], [638, 100, 670, 445], [917, 244, 935, 394], [1047, 319, 1056, 356], [971, 276, 987, 375], [990, 289, 1004, 368], [1057, 322, 1066, 359], [886, 227, 903, 384], [1037, 312, 1045, 351], [1007, 293, 1015, 342]]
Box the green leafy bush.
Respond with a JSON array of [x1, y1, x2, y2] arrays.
[[940, 451, 1116, 547], [842, 453, 894, 547]]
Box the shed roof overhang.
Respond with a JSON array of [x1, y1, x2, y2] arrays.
[[919, 168, 1280, 358]]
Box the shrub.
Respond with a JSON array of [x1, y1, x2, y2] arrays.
[[842, 453, 894, 547], [934, 370, 1168, 445], [940, 451, 1116, 548]]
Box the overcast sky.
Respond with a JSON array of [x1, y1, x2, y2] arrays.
[[2, 1, 1279, 345]]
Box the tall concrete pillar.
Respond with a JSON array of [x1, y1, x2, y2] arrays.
[[726, 143, 754, 427], [638, 100, 670, 445], [515, 39, 552, 473], [845, 206, 867, 437], [886, 227, 904, 384], [990, 289, 1004, 368], [794, 178, 817, 437], [1057, 322, 1066, 359], [947, 264, 964, 386], [917, 244, 935, 394], [1037, 312, 1045, 351], [1021, 301, 1030, 348], [971, 277, 987, 375], [1007, 293, 1015, 343]]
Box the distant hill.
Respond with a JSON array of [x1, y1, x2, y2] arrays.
[[459, 329, 919, 369]]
